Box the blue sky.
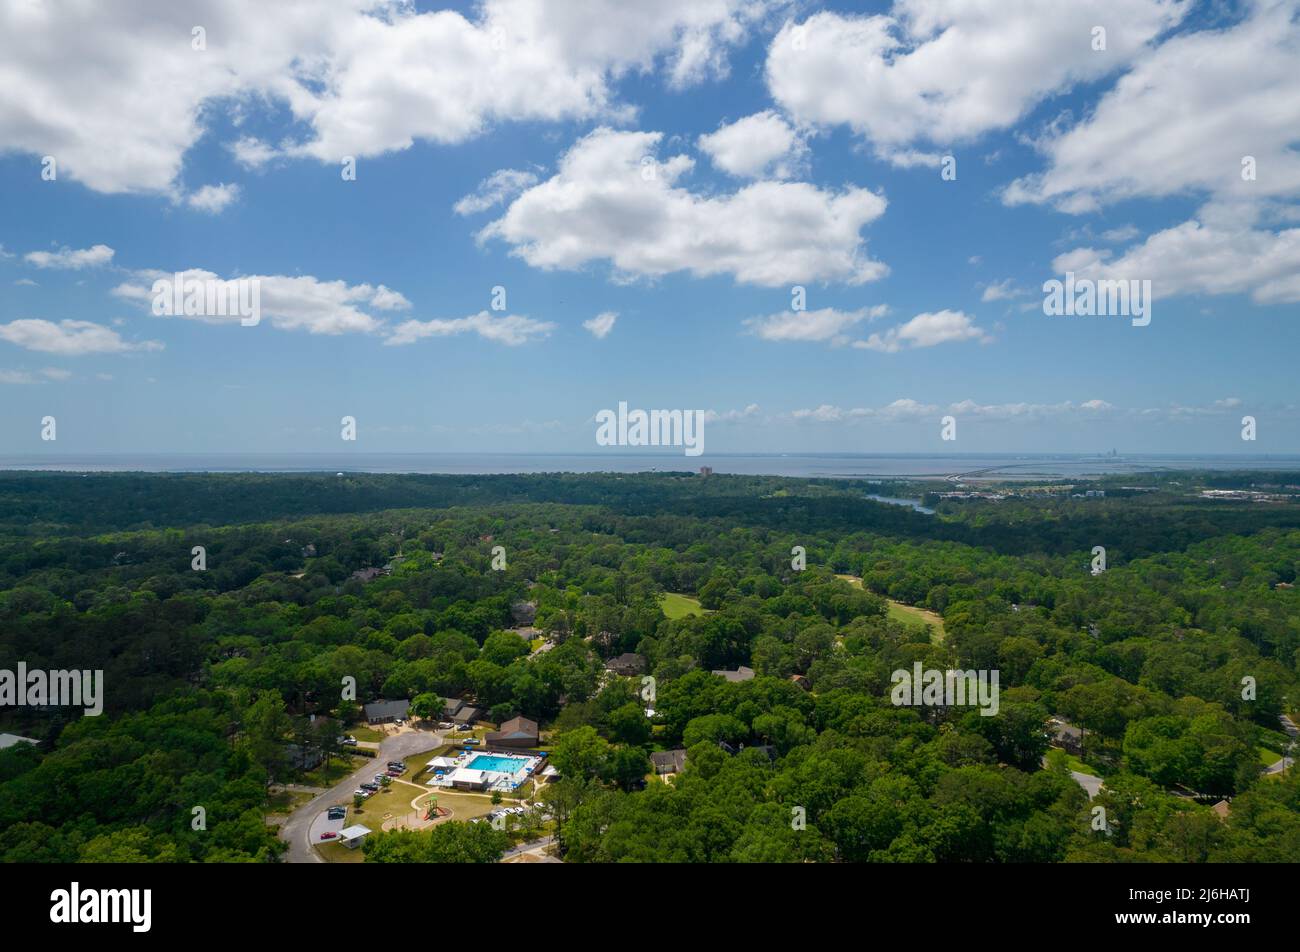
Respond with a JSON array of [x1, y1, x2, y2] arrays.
[[0, 0, 1297, 456]]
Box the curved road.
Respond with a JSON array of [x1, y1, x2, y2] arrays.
[[279, 728, 446, 863]]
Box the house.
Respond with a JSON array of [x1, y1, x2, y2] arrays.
[[364, 698, 410, 724], [1211, 799, 1232, 821], [0, 733, 38, 750], [454, 706, 483, 726], [711, 665, 755, 683], [1049, 717, 1084, 755], [286, 743, 324, 771], [350, 567, 385, 583], [486, 716, 539, 748], [605, 653, 647, 676], [511, 601, 538, 626], [338, 824, 372, 849], [651, 749, 687, 775], [447, 767, 490, 791], [698, 467, 713, 477], [789, 674, 811, 690], [442, 697, 465, 720]]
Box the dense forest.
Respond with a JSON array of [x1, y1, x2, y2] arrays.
[[0, 470, 1297, 862]]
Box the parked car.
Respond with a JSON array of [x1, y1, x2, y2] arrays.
[[373, 774, 388, 784], [462, 738, 480, 746], [319, 832, 338, 841], [340, 736, 358, 746], [437, 722, 455, 730], [386, 770, 403, 778], [352, 789, 369, 798], [386, 762, 405, 770], [327, 808, 346, 819]]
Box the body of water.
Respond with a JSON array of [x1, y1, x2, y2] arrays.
[[865, 494, 937, 514], [0, 452, 1296, 479]]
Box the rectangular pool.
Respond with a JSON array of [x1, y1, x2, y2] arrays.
[[467, 754, 528, 774]]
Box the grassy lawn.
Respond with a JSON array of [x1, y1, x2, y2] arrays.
[[346, 726, 387, 743], [836, 574, 945, 643], [660, 592, 706, 619], [300, 754, 366, 787], [886, 600, 946, 643], [1045, 747, 1100, 776], [317, 840, 366, 863], [1258, 747, 1283, 767]]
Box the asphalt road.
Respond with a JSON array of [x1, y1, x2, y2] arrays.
[[279, 728, 445, 863]]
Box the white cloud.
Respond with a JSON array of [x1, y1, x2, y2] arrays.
[[744, 305, 888, 344], [787, 397, 1121, 424], [385, 311, 555, 346], [766, 2, 1186, 154], [24, 244, 115, 269], [229, 136, 279, 170], [0, 367, 68, 384], [14, 278, 38, 287], [980, 279, 1027, 302], [454, 169, 540, 216], [1053, 214, 1300, 304], [788, 398, 939, 423], [854, 310, 991, 353], [0, 0, 778, 194], [583, 311, 618, 339], [1005, 1, 1300, 211], [948, 398, 1113, 419], [698, 110, 807, 179], [703, 403, 762, 424], [480, 128, 889, 286], [186, 183, 241, 214], [113, 269, 409, 334], [0, 319, 163, 355]]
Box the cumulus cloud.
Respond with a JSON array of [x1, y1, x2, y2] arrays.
[[788, 398, 939, 423], [479, 128, 888, 286], [1051, 214, 1300, 305], [385, 311, 555, 346], [454, 169, 540, 215], [185, 183, 241, 214], [703, 403, 762, 425], [0, 0, 778, 194], [765, 2, 1186, 156], [113, 269, 409, 334], [0, 319, 163, 355], [980, 279, 1027, 302], [787, 397, 1122, 424], [698, 110, 807, 179], [853, 310, 991, 353], [583, 311, 618, 339], [744, 305, 889, 344], [24, 244, 115, 269], [1005, 1, 1300, 212]]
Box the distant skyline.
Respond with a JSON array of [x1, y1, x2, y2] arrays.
[[1, 0, 1298, 456]]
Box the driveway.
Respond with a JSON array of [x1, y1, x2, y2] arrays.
[[1041, 754, 1103, 799], [279, 728, 445, 863]]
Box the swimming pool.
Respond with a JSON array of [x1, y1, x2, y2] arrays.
[[467, 754, 528, 774]]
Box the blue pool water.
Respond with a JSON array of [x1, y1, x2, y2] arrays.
[[467, 754, 527, 774]]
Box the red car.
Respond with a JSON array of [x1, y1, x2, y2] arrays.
[[319, 831, 338, 841]]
